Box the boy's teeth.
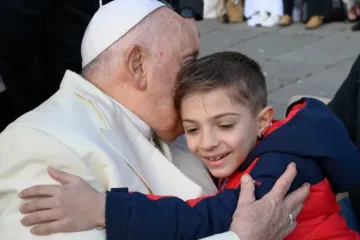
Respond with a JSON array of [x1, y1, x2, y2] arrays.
[[209, 154, 226, 161]]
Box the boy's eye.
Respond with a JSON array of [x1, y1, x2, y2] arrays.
[[185, 128, 198, 134], [219, 124, 234, 129]]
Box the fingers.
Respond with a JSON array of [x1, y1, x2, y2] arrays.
[[284, 183, 310, 213], [281, 206, 301, 239], [267, 163, 297, 202], [290, 203, 303, 219], [282, 204, 303, 238], [48, 167, 79, 185], [30, 220, 67, 236], [284, 221, 297, 238], [19, 185, 60, 199], [21, 209, 62, 227], [237, 174, 256, 206], [20, 198, 55, 214]]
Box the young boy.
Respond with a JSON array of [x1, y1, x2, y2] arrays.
[[100, 51, 360, 239], [102, 51, 360, 240], [24, 52, 360, 239]]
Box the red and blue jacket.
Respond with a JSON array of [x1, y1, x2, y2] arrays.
[[105, 98, 360, 240]]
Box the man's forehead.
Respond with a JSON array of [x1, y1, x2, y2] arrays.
[[189, 21, 200, 49], [182, 20, 200, 50]]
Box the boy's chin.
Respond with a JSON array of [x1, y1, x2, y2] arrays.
[[210, 167, 236, 179]]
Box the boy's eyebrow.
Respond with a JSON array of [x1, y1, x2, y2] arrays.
[[212, 113, 240, 119], [182, 119, 196, 123], [182, 113, 240, 123]]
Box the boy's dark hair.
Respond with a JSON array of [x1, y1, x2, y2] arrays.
[[174, 51, 267, 115]]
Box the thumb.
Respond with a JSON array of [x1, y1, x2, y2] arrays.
[[48, 167, 76, 184], [238, 174, 256, 206]]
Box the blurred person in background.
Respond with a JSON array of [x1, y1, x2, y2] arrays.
[[328, 55, 360, 230], [0, 0, 114, 132], [342, 0, 360, 30], [353, 18, 360, 31], [167, 0, 205, 20], [279, 0, 333, 29], [217, 0, 244, 24], [342, 0, 360, 22], [244, 0, 283, 27]]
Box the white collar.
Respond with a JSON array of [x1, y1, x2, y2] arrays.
[[110, 98, 154, 141], [60, 70, 153, 141]]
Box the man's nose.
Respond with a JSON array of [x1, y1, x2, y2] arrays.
[[199, 129, 220, 150]]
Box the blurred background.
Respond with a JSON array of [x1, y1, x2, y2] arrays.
[[171, 0, 360, 117]]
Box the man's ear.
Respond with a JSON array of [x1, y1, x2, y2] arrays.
[[257, 106, 274, 138], [124, 44, 147, 91]]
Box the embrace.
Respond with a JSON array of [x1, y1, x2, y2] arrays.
[[0, 1, 359, 240]]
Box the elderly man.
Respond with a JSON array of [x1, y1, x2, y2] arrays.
[[0, 0, 308, 239], [0, 0, 200, 132]]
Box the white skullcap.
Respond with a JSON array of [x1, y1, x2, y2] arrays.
[[81, 0, 165, 67]]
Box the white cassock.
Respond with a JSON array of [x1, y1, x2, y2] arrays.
[[245, 0, 283, 27], [0, 0, 240, 239], [0, 70, 219, 239]]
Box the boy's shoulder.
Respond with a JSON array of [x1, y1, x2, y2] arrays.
[[265, 97, 335, 140], [243, 152, 323, 200], [250, 152, 324, 186], [240, 96, 358, 190], [284, 97, 334, 124], [253, 97, 350, 159]]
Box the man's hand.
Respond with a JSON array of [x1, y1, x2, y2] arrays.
[[230, 163, 310, 240], [19, 167, 105, 235]]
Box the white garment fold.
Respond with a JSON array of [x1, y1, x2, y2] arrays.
[[245, 0, 283, 18], [245, 0, 283, 27], [203, 0, 219, 19]]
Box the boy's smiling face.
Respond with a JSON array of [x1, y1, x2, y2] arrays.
[[181, 88, 261, 178]]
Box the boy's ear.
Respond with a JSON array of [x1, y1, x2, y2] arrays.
[[257, 106, 274, 138]]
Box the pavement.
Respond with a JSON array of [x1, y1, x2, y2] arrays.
[[197, 19, 360, 118]]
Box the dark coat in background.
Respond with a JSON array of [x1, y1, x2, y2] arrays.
[[328, 55, 360, 224], [166, 0, 204, 20], [0, 0, 115, 131]]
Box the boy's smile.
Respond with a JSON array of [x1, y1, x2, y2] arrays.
[[203, 152, 231, 168]]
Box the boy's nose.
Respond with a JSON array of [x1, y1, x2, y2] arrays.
[[199, 130, 220, 150]]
